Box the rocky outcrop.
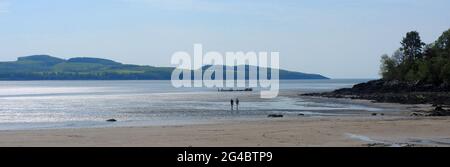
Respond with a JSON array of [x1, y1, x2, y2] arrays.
[[303, 79, 450, 105]]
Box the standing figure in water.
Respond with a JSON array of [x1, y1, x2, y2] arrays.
[[230, 99, 234, 111], [235, 98, 239, 111]]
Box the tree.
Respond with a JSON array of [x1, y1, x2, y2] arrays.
[[380, 29, 450, 84], [441, 62, 450, 84], [423, 43, 437, 60], [380, 54, 397, 80], [416, 59, 431, 82], [434, 28, 450, 57], [400, 31, 425, 61], [391, 49, 404, 65]]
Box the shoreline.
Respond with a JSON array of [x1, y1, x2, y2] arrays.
[[0, 96, 419, 132], [1, 114, 449, 147], [0, 95, 446, 147]]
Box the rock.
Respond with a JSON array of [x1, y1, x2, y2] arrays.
[[411, 112, 432, 117], [371, 113, 377, 116], [411, 113, 420, 117], [365, 143, 415, 147], [380, 113, 385, 116], [435, 106, 444, 111], [428, 106, 450, 116], [301, 79, 450, 106], [298, 113, 305, 116], [411, 106, 450, 117], [268, 114, 283, 118], [365, 143, 392, 147], [106, 119, 117, 122]]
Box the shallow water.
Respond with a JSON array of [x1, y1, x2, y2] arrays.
[[0, 79, 378, 130]]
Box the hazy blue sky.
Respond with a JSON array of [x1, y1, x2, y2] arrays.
[[0, 0, 449, 78]]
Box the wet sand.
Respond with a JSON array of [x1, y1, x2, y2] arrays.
[[0, 97, 447, 147], [1, 116, 449, 147]]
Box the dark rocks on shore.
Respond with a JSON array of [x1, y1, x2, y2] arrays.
[[219, 88, 253, 92], [337, 79, 450, 94], [303, 79, 450, 117], [268, 114, 284, 118], [365, 143, 415, 147], [428, 106, 450, 116], [411, 113, 423, 117], [370, 113, 385, 116], [302, 79, 450, 105], [411, 106, 450, 117], [365, 143, 392, 147], [106, 119, 117, 122], [298, 113, 305, 116]]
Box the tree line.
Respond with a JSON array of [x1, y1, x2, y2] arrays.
[[380, 28, 450, 85]]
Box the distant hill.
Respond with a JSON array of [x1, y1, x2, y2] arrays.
[[0, 55, 328, 80]]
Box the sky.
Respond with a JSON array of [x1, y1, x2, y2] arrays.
[[0, 0, 449, 78]]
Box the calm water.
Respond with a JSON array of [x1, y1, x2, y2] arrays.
[[0, 79, 376, 130]]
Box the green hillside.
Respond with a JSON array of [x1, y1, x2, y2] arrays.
[[0, 55, 328, 80]]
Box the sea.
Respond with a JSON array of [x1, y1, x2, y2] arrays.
[[0, 79, 379, 130]]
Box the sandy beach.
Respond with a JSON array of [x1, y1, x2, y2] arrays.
[[1, 115, 449, 147], [0, 93, 447, 147]]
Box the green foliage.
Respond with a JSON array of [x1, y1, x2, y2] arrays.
[[435, 29, 450, 56], [380, 54, 397, 80], [400, 31, 425, 61], [441, 62, 450, 84], [416, 59, 431, 82], [380, 29, 450, 85]]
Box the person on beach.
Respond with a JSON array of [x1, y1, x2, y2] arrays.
[[235, 98, 239, 110], [230, 99, 234, 110]]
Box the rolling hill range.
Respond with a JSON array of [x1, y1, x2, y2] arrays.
[[0, 55, 328, 80]]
